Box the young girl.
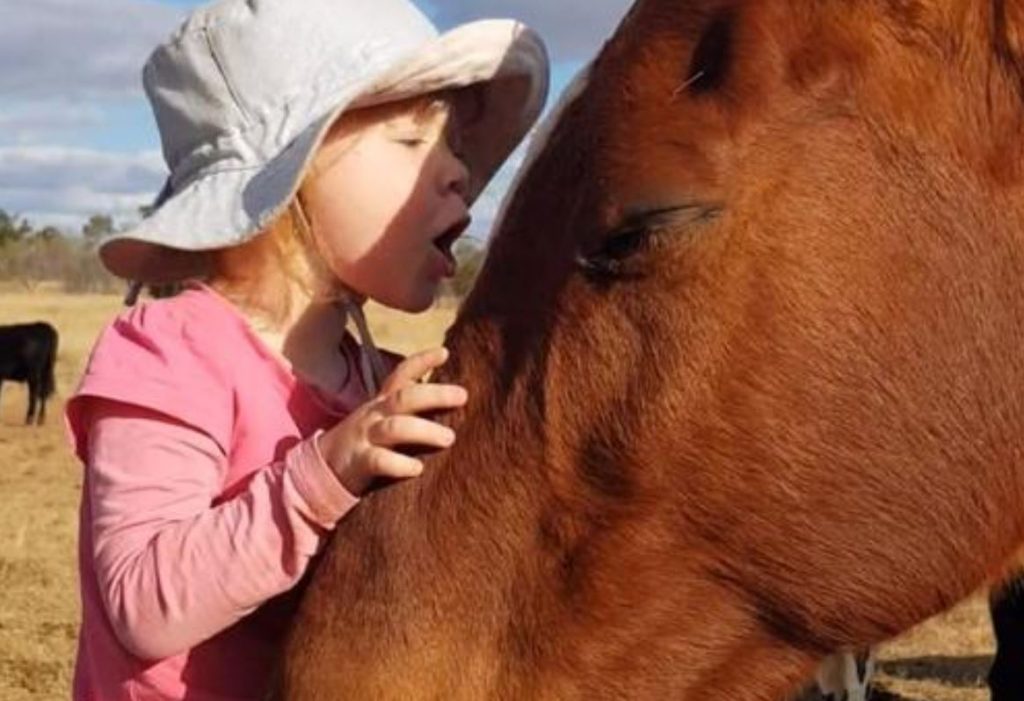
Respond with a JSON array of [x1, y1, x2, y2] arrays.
[[65, 1, 549, 698]]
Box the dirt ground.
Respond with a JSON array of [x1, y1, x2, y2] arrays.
[[0, 289, 998, 700]]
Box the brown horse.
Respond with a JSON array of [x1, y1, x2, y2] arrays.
[[277, 1, 1024, 698]]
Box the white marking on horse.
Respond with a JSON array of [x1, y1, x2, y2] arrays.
[[815, 649, 876, 701]]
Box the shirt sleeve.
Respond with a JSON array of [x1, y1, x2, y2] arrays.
[[67, 298, 235, 458], [84, 398, 359, 661]]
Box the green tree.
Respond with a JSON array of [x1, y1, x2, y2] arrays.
[[34, 225, 63, 242], [81, 214, 115, 246], [0, 209, 33, 247]]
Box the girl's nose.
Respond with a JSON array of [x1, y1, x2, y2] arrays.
[[443, 148, 471, 201]]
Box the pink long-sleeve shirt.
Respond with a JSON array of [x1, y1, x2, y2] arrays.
[[66, 284, 371, 700]]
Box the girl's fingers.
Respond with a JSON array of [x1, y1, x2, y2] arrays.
[[383, 382, 467, 416], [365, 446, 424, 480], [368, 415, 456, 449], [381, 347, 449, 394]]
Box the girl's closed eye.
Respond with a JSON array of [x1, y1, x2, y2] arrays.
[[396, 137, 427, 147], [390, 123, 432, 148]]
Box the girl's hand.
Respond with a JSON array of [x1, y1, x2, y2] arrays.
[[317, 347, 467, 496]]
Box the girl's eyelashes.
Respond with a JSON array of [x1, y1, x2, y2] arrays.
[[396, 137, 427, 147]]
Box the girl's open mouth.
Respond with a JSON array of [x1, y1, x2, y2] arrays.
[[432, 216, 472, 276]]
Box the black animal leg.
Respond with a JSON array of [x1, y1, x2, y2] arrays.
[[990, 572, 1024, 701], [25, 379, 37, 426]]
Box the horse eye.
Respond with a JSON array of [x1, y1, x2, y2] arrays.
[[576, 218, 657, 281], [597, 224, 651, 261], [576, 204, 721, 282]]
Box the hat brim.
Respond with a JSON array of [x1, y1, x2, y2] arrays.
[[101, 19, 549, 283]]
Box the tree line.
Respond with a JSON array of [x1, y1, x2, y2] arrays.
[[0, 210, 120, 293], [0, 209, 488, 299]]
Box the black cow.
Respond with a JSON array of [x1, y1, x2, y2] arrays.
[[0, 322, 58, 425], [990, 570, 1024, 701]]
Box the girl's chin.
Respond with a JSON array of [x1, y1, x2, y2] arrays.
[[405, 290, 438, 313], [377, 285, 437, 314]]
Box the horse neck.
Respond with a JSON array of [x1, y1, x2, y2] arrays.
[[288, 315, 565, 696], [410, 316, 556, 640]]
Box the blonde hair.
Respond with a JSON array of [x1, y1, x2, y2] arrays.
[[206, 91, 465, 327], [207, 202, 323, 327]]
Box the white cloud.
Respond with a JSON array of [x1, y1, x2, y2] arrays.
[[0, 146, 165, 229], [0, 0, 182, 226], [0, 0, 629, 232], [0, 0, 631, 101], [0, 101, 106, 145], [0, 0, 186, 100], [16, 211, 91, 231], [0, 146, 165, 192]]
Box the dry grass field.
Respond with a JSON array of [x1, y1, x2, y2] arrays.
[[0, 288, 997, 700]]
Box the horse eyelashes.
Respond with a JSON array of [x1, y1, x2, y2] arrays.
[[576, 204, 722, 283]]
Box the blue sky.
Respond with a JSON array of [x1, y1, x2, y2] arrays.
[[0, 0, 631, 236]]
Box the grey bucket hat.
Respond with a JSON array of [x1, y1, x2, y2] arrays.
[[100, 0, 550, 283]]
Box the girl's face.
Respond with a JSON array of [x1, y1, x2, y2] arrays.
[[300, 99, 472, 312]]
